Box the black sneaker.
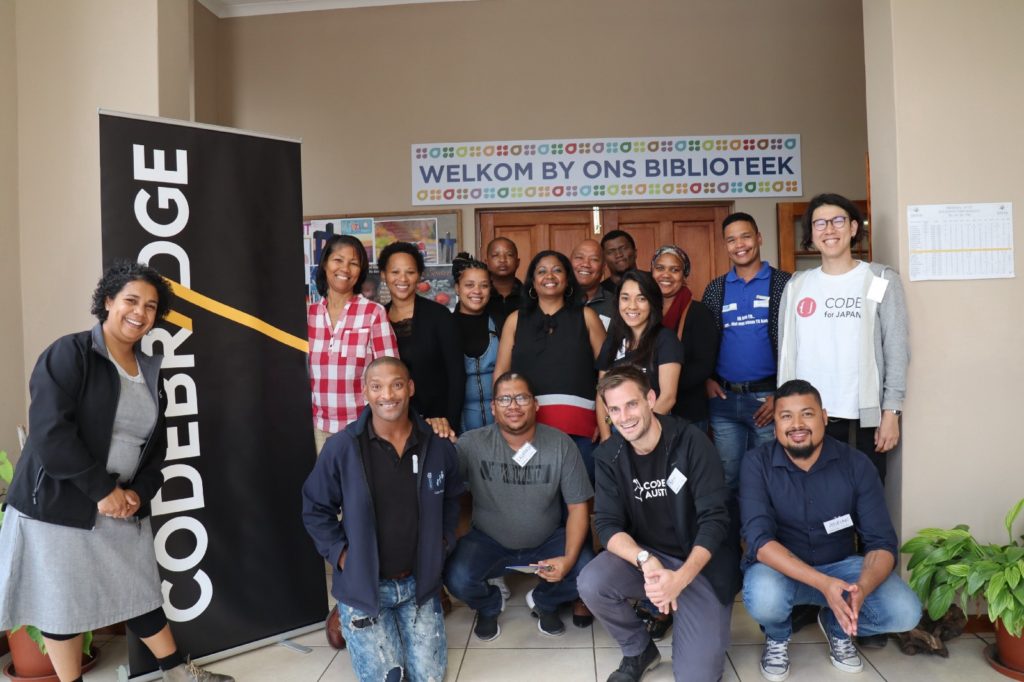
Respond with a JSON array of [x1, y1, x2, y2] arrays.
[[526, 588, 565, 636], [474, 612, 500, 641], [607, 639, 661, 682]]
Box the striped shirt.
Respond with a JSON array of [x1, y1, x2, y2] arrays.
[[308, 295, 399, 433]]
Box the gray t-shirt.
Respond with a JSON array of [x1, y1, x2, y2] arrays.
[[456, 423, 594, 549]]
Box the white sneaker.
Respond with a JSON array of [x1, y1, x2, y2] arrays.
[[488, 576, 511, 601], [818, 609, 863, 673], [759, 637, 790, 681]]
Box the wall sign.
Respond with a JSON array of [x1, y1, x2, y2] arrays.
[[412, 134, 801, 205]]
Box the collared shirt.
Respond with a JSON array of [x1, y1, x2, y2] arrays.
[[739, 435, 898, 569], [485, 278, 523, 330], [716, 261, 775, 383], [365, 420, 420, 578], [307, 295, 399, 433]]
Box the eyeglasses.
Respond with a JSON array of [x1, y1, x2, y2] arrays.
[[494, 393, 533, 407], [811, 216, 849, 231]]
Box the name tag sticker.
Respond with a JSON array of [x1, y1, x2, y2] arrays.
[[512, 442, 537, 467], [823, 514, 854, 534], [867, 276, 889, 303], [721, 303, 738, 313], [753, 295, 770, 308], [666, 468, 687, 494]]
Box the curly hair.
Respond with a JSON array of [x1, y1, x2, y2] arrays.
[[377, 241, 425, 274], [90, 260, 173, 322], [451, 251, 489, 283]]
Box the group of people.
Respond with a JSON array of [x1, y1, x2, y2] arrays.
[[0, 191, 916, 682], [300, 192, 919, 682]]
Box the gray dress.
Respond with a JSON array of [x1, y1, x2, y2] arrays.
[[0, 362, 164, 634]]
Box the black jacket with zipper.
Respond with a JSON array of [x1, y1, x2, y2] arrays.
[[5, 324, 167, 529], [593, 413, 742, 605]]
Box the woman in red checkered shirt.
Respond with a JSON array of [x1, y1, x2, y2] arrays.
[[308, 235, 399, 453]]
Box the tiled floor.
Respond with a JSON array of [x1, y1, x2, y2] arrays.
[[2, 575, 1008, 681]]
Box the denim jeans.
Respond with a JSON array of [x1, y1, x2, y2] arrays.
[[742, 556, 921, 642], [571, 434, 596, 484], [338, 575, 447, 682], [709, 389, 775, 491], [444, 526, 595, 616]]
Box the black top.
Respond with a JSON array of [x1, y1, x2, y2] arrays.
[[627, 434, 683, 557], [365, 422, 420, 578], [387, 295, 465, 427], [592, 413, 741, 605], [673, 300, 719, 423], [511, 303, 596, 402], [485, 278, 523, 330], [454, 310, 492, 359], [597, 327, 684, 398]]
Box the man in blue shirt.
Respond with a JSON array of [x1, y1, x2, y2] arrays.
[[702, 212, 791, 491], [739, 380, 920, 681]]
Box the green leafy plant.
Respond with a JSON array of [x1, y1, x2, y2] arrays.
[[902, 497, 1024, 637], [13, 625, 92, 656], [0, 449, 12, 525]]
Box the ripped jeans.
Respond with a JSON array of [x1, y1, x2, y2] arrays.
[[339, 575, 447, 682]]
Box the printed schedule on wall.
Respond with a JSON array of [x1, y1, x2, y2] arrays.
[[907, 202, 1014, 281]]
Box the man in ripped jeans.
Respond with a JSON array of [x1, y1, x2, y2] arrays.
[[303, 357, 464, 681]]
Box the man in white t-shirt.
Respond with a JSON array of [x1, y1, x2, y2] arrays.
[[777, 193, 909, 486]]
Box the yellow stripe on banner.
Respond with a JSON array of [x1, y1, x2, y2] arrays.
[[164, 309, 193, 331], [910, 247, 1012, 254], [166, 280, 308, 353]]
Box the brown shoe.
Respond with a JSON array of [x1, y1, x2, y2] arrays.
[[441, 588, 453, 616], [572, 598, 593, 628], [326, 604, 346, 649]]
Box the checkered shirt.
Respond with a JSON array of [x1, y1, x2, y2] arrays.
[[308, 295, 399, 433]]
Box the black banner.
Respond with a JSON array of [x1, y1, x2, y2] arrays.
[[99, 112, 326, 676]]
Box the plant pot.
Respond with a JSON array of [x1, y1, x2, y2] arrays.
[[997, 621, 1024, 673], [3, 628, 100, 681]]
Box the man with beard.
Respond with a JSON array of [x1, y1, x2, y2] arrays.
[[444, 371, 595, 641], [302, 357, 464, 682], [578, 365, 739, 682], [600, 230, 644, 295], [739, 380, 920, 681], [572, 238, 614, 329]]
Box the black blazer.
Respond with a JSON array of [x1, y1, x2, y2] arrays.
[[387, 295, 466, 428], [674, 300, 719, 423]]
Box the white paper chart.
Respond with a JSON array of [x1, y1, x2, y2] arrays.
[[907, 202, 1014, 281]]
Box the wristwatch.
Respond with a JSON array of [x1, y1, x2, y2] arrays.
[[636, 550, 651, 569], [889, 409, 902, 416]]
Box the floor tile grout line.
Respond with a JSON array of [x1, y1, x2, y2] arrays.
[[315, 650, 341, 682], [724, 649, 741, 681]]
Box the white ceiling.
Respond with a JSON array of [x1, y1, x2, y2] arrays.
[[197, 0, 476, 19]]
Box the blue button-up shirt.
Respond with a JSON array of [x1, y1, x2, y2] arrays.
[[715, 261, 775, 383], [738, 435, 898, 570]]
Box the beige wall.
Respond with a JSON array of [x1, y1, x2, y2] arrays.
[[208, 0, 870, 259], [14, 0, 194, 395], [864, 0, 1024, 544], [194, 0, 220, 123], [0, 0, 25, 458]]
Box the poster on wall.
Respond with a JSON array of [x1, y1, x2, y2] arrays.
[[306, 211, 460, 309], [907, 202, 1014, 281], [99, 111, 326, 678], [411, 133, 802, 206]]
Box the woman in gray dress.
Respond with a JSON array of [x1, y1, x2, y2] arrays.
[[0, 262, 232, 682]]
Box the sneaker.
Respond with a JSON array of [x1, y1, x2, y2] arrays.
[[525, 588, 565, 636], [474, 612, 501, 641], [759, 637, 790, 682], [818, 609, 863, 673], [162, 658, 235, 682], [607, 639, 661, 682], [488, 576, 512, 602], [572, 598, 594, 628]]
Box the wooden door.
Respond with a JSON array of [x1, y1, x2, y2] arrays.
[[477, 203, 731, 297], [478, 209, 594, 281]]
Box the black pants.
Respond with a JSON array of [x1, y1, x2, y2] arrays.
[[826, 417, 886, 484]]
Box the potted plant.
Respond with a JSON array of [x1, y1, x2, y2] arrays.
[[0, 450, 99, 681], [901, 497, 1024, 678]]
